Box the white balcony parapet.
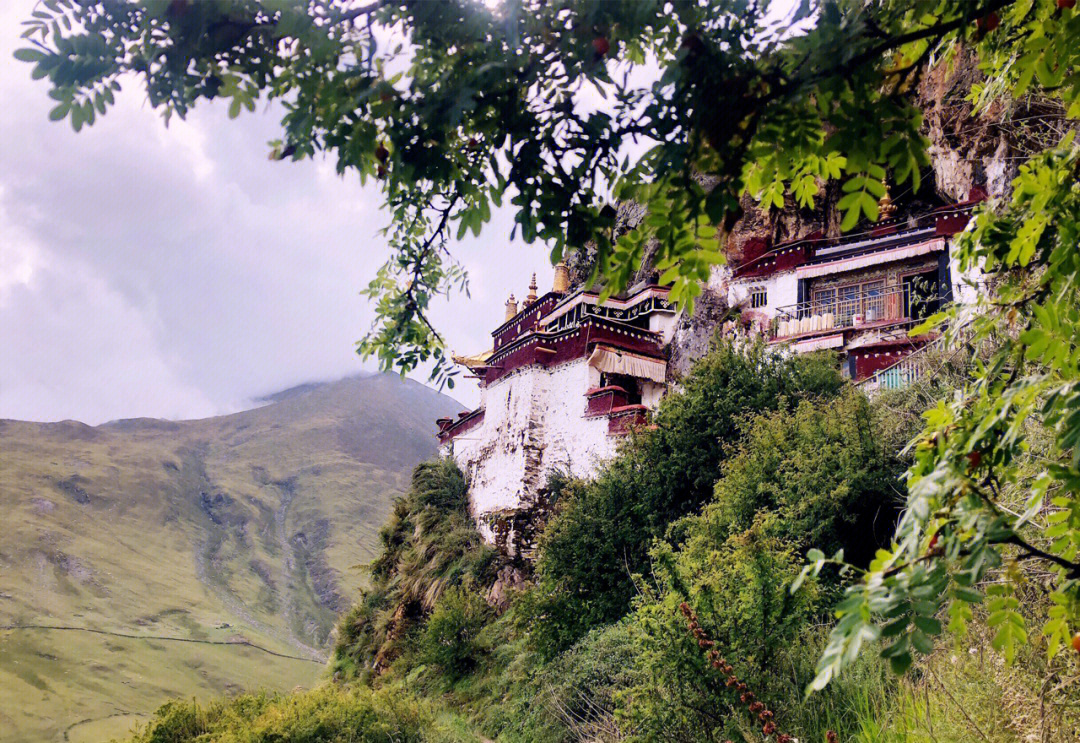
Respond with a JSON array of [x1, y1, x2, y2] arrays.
[[770, 284, 946, 342]]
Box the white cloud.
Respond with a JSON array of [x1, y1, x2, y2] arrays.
[[0, 0, 551, 421], [156, 116, 216, 182], [0, 200, 219, 423]]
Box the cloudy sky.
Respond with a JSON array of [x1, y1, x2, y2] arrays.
[[0, 2, 554, 423]]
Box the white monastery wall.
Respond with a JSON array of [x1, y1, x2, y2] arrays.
[[540, 361, 618, 479], [727, 269, 799, 317], [447, 360, 616, 525]]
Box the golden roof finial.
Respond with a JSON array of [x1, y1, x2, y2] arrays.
[[526, 272, 538, 303], [878, 179, 897, 221], [504, 293, 518, 322], [553, 260, 570, 293]]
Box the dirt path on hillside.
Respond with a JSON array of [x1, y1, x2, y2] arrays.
[[0, 624, 323, 663]]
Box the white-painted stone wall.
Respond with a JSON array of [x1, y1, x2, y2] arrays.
[[726, 269, 800, 317], [445, 359, 619, 528]]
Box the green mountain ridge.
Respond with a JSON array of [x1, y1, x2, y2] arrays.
[[0, 373, 460, 743]]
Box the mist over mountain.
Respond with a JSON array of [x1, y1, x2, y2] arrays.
[[0, 373, 460, 742]]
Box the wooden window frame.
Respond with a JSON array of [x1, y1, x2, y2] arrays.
[[812, 277, 886, 321]]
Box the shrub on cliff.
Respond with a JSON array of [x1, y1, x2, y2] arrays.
[[528, 338, 844, 654], [697, 389, 902, 570], [420, 586, 494, 682], [334, 459, 497, 678], [610, 392, 904, 741], [620, 521, 818, 742]]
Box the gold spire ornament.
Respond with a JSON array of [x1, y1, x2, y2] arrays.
[[504, 293, 518, 322], [552, 261, 570, 293], [526, 272, 538, 303], [878, 179, 897, 221]]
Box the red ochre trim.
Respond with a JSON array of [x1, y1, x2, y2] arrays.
[[608, 404, 649, 416], [607, 405, 649, 435], [585, 385, 629, 397], [438, 408, 485, 443], [735, 206, 974, 280], [483, 317, 665, 385]]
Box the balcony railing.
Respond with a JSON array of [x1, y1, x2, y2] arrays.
[[860, 350, 932, 392], [858, 326, 977, 393], [770, 283, 945, 340]]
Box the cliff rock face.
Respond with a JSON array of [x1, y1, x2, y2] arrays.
[[917, 46, 1069, 203]]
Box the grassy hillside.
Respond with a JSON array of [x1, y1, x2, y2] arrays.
[[0, 373, 460, 742]]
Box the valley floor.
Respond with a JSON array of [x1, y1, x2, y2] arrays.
[[0, 626, 322, 743]]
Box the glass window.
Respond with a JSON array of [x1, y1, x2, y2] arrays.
[[812, 288, 836, 315], [838, 284, 860, 323], [750, 287, 767, 308], [863, 280, 885, 321]]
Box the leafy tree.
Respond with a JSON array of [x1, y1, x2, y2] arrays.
[[611, 393, 903, 741], [700, 390, 903, 570], [527, 340, 842, 654], [18, 0, 1064, 383]]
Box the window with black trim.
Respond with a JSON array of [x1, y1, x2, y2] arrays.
[[749, 287, 767, 308]]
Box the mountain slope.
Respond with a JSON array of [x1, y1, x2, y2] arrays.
[[0, 373, 460, 743]]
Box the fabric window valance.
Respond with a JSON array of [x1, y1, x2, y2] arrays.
[[587, 345, 667, 384]]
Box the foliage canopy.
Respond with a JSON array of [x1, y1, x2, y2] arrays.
[[21, 0, 1078, 382]]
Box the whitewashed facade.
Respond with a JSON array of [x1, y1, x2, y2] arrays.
[[438, 271, 677, 534]]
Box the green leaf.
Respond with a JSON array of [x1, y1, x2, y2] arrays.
[[911, 630, 934, 655], [951, 588, 983, 604], [889, 651, 913, 675], [913, 616, 942, 636], [13, 47, 45, 62]]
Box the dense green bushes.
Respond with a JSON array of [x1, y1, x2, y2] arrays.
[[528, 341, 846, 654], [420, 586, 493, 681], [692, 390, 903, 571], [122, 686, 475, 743], [609, 390, 904, 741]]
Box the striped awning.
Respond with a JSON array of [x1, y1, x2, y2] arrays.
[[587, 345, 667, 384], [796, 238, 945, 279], [792, 334, 844, 354]]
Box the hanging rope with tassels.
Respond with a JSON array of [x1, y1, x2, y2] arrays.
[[679, 601, 837, 743]]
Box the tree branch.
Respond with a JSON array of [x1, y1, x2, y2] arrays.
[[400, 194, 459, 345], [1002, 534, 1080, 579], [333, 0, 390, 26]]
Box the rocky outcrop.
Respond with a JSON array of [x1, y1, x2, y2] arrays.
[[917, 46, 1071, 203], [485, 564, 528, 612]]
